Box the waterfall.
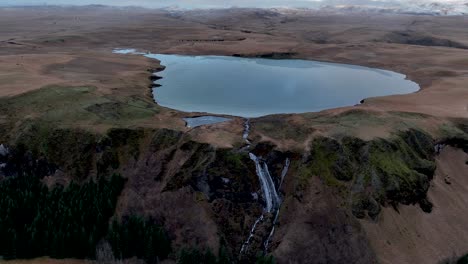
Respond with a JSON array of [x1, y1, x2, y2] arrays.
[[263, 210, 280, 251], [279, 158, 290, 189], [239, 117, 291, 256], [0, 144, 9, 157], [249, 153, 280, 213], [264, 158, 290, 251], [240, 155, 290, 256], [239, 214, 264, 254]]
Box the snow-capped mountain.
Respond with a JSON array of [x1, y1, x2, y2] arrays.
[[321, 0, 468, 15], [2, 0, 468, 15]]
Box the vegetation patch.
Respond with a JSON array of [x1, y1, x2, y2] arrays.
[[177, 247, 230, 264], [12, 124, 96, 180], [106, 128, 145, 159], [164, 141, 215, 191], [0, 85, 159, 137], [296, 129, 436, 218], [149, 128, 183, 152], [108, 216, 171, 263], [0, 173, 126, 259]]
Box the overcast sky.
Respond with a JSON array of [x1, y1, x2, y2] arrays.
[[1, 0, 467, 10]]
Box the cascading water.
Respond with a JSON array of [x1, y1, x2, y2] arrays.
[[243, 118, 251, 145], [239, 214, 264, 254], [249, 153, 281, 213], [240, 155, 290, 256], [279, 158, 290, 189], [239, 119, 290, 256], [263, 158, 290, 251], [264, 210, 280, 251]]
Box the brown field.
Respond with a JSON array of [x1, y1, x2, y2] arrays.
[[1, 6, 467, 147], [1, 6, 468, 264]]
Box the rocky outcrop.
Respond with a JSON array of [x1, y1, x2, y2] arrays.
[[294, 129, 436, 220], [0, 124, 456, 263], [383, 31, 468, 49]]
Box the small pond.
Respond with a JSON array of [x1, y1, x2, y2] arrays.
[[183, 116, 232, 128]]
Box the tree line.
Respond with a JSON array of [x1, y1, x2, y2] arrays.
[[0, 173, 171, 262]]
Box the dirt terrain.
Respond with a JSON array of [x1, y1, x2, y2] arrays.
[[1, 7, 467, 145], [0, 6, 468, 264], [362, 146, 468, 264]]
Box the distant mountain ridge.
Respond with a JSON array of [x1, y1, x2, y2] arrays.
[[1, 0, 467, 16], [320, 1, 468, 15]]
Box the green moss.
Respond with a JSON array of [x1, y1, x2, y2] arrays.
[[209, 150, 247, 175], [0, 85, 104, 122], [164, 142, 215, 191], [206, 150, 254, 195], [0, 85, 159, 134], [311, 109, 386, 127], [297, 129, 436, 217], [14, 123, 96, 179], [253, 118, 313, 142], [368, 139, 431, 206], [388, 111, 432, 119], [439, 122, 468, 139], [150, 129, 183, 152], [454, 119, 468, 134], [106, 128, 145, 159], [304, 137, 357, 186]]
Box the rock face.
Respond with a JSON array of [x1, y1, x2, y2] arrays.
[[384, 31, 468, 49], [2, 123, 467, 263], [294, 129, 437, 219], [272, 176, 378, 264]]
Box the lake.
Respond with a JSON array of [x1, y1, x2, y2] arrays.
[[116, 50, 420, 117]]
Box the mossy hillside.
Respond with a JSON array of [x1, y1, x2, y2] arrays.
[[10, 125, 148, 180], [254, 109, 444, 148], [367, 133, 435, 205], [295, 129, 436, 218], [11, 123, 97, 179], [164, 141, 216, 191], [160, 142, 264, 258], [96, 128, 146, 176], [439, 118, 468, 152], [150, 128, 183, 152], [252, 116, 314, 144], [4, 122, 187, 181], [206, 149, 258, 201], [0, 85, 159, 137], [96, 128, 185, 178], [164, 141, 258, 202]]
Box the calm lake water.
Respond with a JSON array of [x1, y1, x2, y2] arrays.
[[147, 54, 419, 117], [115, 50, 419, 117]]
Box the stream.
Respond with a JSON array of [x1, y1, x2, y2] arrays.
[[239, 122, 291, 256]]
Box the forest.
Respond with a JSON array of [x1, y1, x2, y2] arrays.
[[0, 173, 171, 262]]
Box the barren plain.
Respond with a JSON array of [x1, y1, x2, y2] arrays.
[[0, 6, 467, 264]]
